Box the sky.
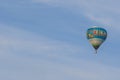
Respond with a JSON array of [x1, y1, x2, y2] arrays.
[[0, 0, 120, 80]]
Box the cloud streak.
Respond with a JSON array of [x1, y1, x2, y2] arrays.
[[0, 1, 120, 80], [0, 24, 120, 80], [31, 0, 120, 31]]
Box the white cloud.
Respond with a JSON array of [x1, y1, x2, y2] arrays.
[[31, 0, 120, 31], [0, 1, 120, 80], [0, 24, 120, 80], [0, 24, 83, 56]]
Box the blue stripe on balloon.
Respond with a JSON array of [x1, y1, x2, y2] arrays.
[[87, 27, 107, 40]]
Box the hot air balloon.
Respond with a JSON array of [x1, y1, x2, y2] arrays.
[[87, 26, 107, 53]]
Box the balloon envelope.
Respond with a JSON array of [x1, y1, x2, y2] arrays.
[[87, 27, 107, 52]]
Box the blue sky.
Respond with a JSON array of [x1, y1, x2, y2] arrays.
[[0, 0, 120, 80]]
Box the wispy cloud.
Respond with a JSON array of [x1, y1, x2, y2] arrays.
[[1, 0, 119, 31], [31, 0, 120, 31], [0, 1, 120, 80], [0, 24, 83, 56], [0, 24, 120, 80]]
